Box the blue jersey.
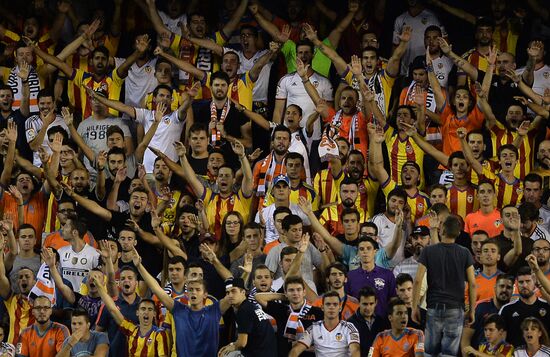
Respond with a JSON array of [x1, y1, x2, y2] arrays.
[[172, 300, 222, 357]]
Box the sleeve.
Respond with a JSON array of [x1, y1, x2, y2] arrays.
[[297, 325, 313, 348], [97, 331, 110, 345], [375, 249, 392, 269], [134, 108, 149, 126], [265, 249, 279, 273], [112, 67, 125, 86], [414, 330, 425, 354], [118, 122, 132, 137], [481, 166, 497, 183], [70, 69, 86, 86], [280, 40, 296, 73], [275, 76, 288, 100], [213, 31, 228, 46], [56, 326, 70, 352], [25, 119, 38, 143], [341, 244, 356, 266], [310, 246, 323, 269], [417, 248, 428, 267], [320, 78, 334, 101], [381, 178, 397, 197], [15, 330, 29, 357], [155, 330, 169, 356], [346, 322, 361, 345], [95, 303, 111, 329], [368, 334, 382, 357], [118, 319, 138, 336], [235, 304, 254, 334], [169, 34, 182, 55]]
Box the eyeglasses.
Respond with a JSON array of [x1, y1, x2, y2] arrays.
[[58, 209, 75, 214], [533, 248, 550, 253], [226, 221, 240, 226], [33, 306, 51, 311]]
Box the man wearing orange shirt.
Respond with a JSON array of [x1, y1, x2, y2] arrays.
[[16, 296, 69, 357], [464, 181, 504, 238], [42, 199, 96, 250], [468, 240, 502, 304]]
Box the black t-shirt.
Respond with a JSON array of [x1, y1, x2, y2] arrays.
[[179, 233, 201, 259], [195, 102, 249, 139], [187, 154, 208, 176], [107, 211, 161, 275], [495, 233, 534, 275], [500, 298, 550, 347], [1, 110, 32, 161], [62, 189, 107, 240], [105, 176, 132, 204], [418, 242, 474, 308], [347, 312, 389, 356], [477, 70, 522, 127], [236, 300, 278, 357], [186, 256, 229, 300], [265, 301, 323, 357]]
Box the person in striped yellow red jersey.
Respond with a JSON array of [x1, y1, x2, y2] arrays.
[[93, 275, 169, 357], [0, 257, 35, 345]]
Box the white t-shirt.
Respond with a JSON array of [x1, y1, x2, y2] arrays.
[[58, 243, 100, 292], [431, 54, 455, 88], [25, 114, 69, 166], [255, 202, 311, 244], [225, 48, 272, 103], [159, 11, 187, 36], [517, 64, 550, 97], [135, 108, 185, 172], [393, 9, 442, 76], [76, 116, 132, 177], [114, 57, 158, 108], [513, 346, 550, 357], [288, 130, 311, 184], [370, 213, 407, 267], [299, 320, 360, 357], [276, 72, 333, 142]]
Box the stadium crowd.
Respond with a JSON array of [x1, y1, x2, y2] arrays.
[[0, 0, 549, 356]]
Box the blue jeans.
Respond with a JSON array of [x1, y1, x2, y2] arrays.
[[424, 305, 464, 357]]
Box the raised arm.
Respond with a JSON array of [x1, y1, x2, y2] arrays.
[[248, 4, 289, 43], [61, 107, 95, 163], [0, 240, 11, 299], [387, 25, 412, 78], [231, 140, 253, 197], [428, 0, 476, 24], [254, 292, 287, 308], [296, 57, 322, 106], [385, 208, 404, 259], [133, 248, 174, 311], [42, 247, 76, 303], [249, 42, 279, 82], [0, 120, 17, 187], [150, 143, 205, 198], [17, 60, 30, 117], [303, 23, 348, 76], [298, 197, 344, 256], [154, 46, 206, 81], [86, 87, 136, 119], [438, 37, 479, 82], [326, 1, 358, 47], [32, 44, 74, 77], [221, 0, 249, 38], [480, 45, 497, 96], [151, 211, 187, 259], [458, 127, 483, 174], [503, 215, 522, 268], [477, 90, 497, 130], [93, 275, 124, 325], [402, 122, 449, 166], [115, 35, 150, 79], [200, 243, 233, 281], [426, 49, 446, 112], [522, 41, 544, 87], [367, 123, 390, 183], [64, 184, 113, 221], [232, 99, 271, 131]]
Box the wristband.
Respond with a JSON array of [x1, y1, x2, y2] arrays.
[[302, 78, 309, 83]]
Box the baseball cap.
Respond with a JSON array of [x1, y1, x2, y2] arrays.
[[272, 174, 290, 187], [225, 277, 246, 291], [411, 226, 430, 237]]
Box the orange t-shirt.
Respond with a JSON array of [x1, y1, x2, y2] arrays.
[[464, 208, 504, 238], [324, 107, 369, 160], [42, 231, 97, 251], [1, 190, 48, 247], [440, 103, 484, 156], [263, 240, 281, 255]]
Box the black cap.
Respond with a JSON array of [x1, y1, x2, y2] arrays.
[[225, 277, 246, 291], [411, 226, 430, 236]]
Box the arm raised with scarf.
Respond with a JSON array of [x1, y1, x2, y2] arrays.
[[41, 248, 76, 304]]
